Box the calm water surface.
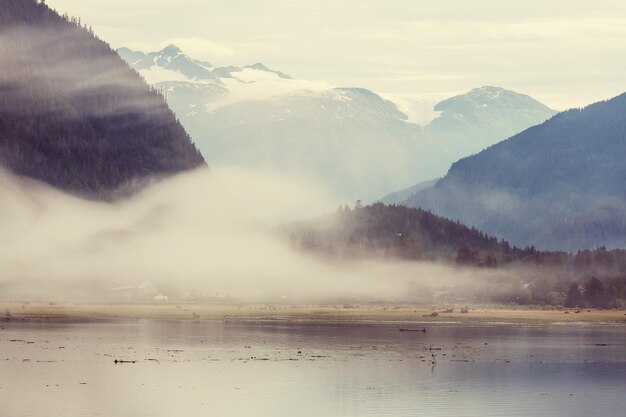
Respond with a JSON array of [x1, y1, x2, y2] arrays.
[[1, 320, 624, 417]]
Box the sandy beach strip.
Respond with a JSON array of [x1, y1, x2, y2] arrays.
[[1, 301, 625, 325]]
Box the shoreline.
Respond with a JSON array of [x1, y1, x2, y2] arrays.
[[2, 301, 625, 325]]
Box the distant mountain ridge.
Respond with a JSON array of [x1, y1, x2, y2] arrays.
[[403, 91, 626, 251], [118, 45, 220, 81], [378, 179, 439, 205], [426, 86, 557, 152], [119, 45, 556, 202], [117, 45, 293, 84], [0, 1, 205, 198]]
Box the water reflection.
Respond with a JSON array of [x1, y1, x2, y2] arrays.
[[1, 320, 624, 416]]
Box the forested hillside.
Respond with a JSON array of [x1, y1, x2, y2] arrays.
[[0, 0, 205, 198], [288, 203, 626, 307], [289, 203, 518, 263], [405, 92, 626, 251]]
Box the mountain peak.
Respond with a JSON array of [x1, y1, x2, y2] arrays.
[[473, 85, 507, 92], [434, 86, 554, 113], [469, 86, 508, 96], [161, 44, 183, 57], [247, 62, 269, 71], [448, 86, 520, 101]]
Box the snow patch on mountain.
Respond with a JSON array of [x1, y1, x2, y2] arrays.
[[381, 93, 443, 125], [140, 66, 192, 84], [207, 77, 332, 112], [119, 45, 332, 111]]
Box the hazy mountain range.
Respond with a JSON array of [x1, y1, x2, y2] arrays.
[[5, 2, 624, 255], [119, 45, 556, 202], [0, 1, 204, 198], [403, 92, 626, 251]]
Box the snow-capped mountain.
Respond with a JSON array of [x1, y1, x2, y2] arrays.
[[117, 45, 308, 102], [118, 44, 292, 83], [189, 87, 424, 201], [118, 45, 220, 81], [118, 45, 556, 202], [427, 86, 557, 152]]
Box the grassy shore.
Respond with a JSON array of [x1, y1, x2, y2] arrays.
[[1, 301, 625, 325]]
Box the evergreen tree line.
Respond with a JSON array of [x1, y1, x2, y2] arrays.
[[287, 203, 626, 308]]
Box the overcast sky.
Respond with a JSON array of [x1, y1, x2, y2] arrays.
[[47, 0, 626, 109]]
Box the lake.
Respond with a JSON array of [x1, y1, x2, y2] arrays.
[[1, 319, 624, 417]]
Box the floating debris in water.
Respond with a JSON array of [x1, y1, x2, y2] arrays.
[[113, 359, 137, 364]]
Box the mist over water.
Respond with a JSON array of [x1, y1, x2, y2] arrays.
[[0, 167, 519, 303]]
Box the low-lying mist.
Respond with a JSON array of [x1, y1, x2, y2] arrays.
[[0, 168, 522, 303]]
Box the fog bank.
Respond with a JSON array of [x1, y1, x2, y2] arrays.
[[0, 168, 517, 303]]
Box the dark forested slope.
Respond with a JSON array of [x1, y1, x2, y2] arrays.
[[288, 203, 626, 307], [288, 203, 525, 264], [0, 0, 205, 197], [404, 92, 626, 251]]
